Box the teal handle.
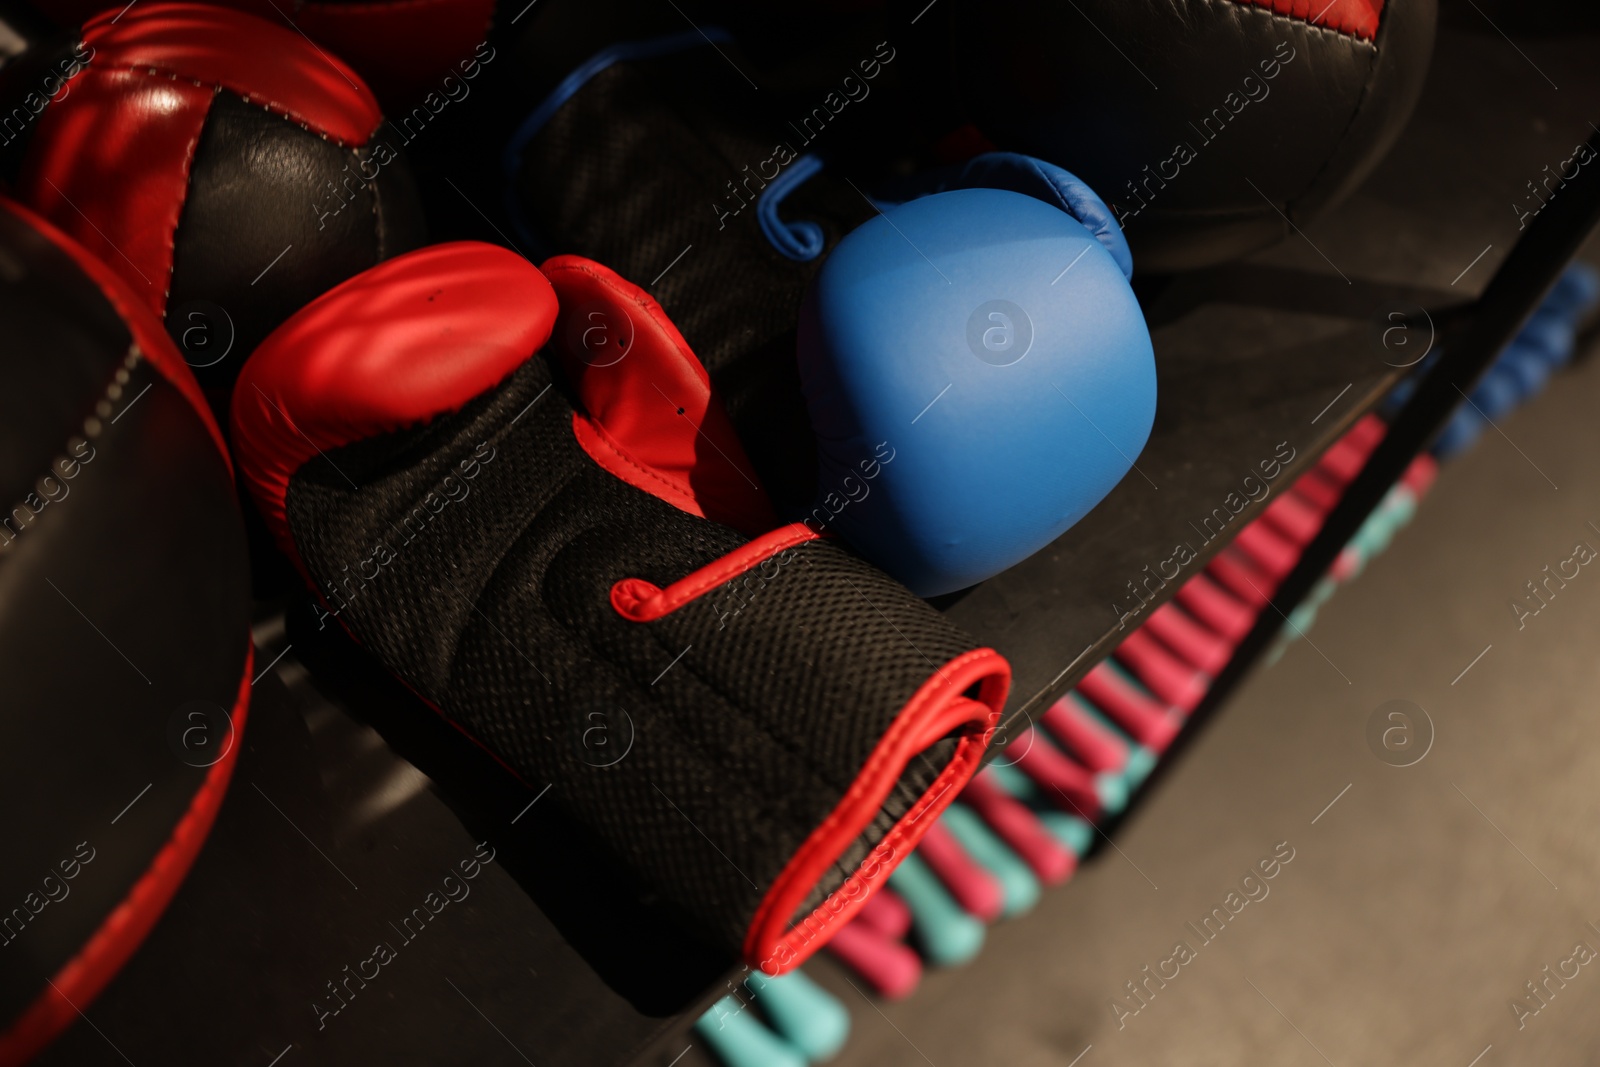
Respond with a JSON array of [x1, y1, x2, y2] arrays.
[[888, 853, 986, 965], [695, 996, 808, 1067], [1095, 770, 1129, 814], [1120, 743, 1158, 788], [1037, 811, 1097, 857], [939, 803, 1040, 917], [744, 969, 850, 1062], [983, 759, 1038, 800]]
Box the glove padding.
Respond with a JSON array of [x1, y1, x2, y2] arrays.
[[231, 242, 1008, 973]]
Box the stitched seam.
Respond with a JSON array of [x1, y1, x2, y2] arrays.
[[1213, 0, 1381, 43], [756, 711, 987, 960], [580, 416, 700, 509], [0, 348, 138, 563], [746, 648, 1004, 954], [772, 650, 993, 881], [1285, 9, 1385, 211], [160, 86, 214, 317], [88, 65, 370, 147]]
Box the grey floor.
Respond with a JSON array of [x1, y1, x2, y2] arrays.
[[804, 304, 1600, 1065]]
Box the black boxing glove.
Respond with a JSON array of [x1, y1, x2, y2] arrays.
[[230, 240, 1009, 973], [0, 198, 251, 1067]]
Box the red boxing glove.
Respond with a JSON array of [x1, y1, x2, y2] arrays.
[[231, 240, 1009, 973], [13, 3, 424, 397]]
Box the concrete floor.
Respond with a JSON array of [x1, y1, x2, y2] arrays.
[[807, 303, 1600, 1065]]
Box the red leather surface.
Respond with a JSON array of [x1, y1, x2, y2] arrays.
[[745, 648, 1009, 975], [38, 0, 490, 110], [16, 69, 212, 319], [0, 198, 228, 463], [1230, 0, 1384, 41], [230, 241, 557, 567], [83, 3, 381, 146], [0, 645, 252, 1067], [542, 254, 778, 537]]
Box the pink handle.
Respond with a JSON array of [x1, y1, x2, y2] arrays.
[[1143, 601, 1233, 675], [960, 772, 1076, 884], [1205, 548, 1275, 606], [1233, 519, 1300, 581], [1262, 490, 1325, 545], [1076, 663, 1182, 751], [826, 920, 923, 999], [1113, 629, 1209, 713], [1347, 411, 1387, 450], [1289, 467, 1342, 512], [1401, 453, 1438, 495], [914, 822, 1004, 922], [1317, 414, 1385, 484], [1010, 729, 1101, 818], [1175, 573, 1256, 642], [854, 887, 912, 941], [1040, 695, 1128, 773]]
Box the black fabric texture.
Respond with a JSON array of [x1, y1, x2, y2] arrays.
[[166, 92, 426, 391], [283, 352, 981, 955], [507, 44, 881, 513]]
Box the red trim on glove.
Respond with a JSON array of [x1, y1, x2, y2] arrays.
[[542, 254, 778, 537], [0, 643, 251, 1067], [746, 647, 1010, 976], [81, 3, 382, 146], [611, 523, 823, 622], [231, 241, 558, 575], [17, 3, 386, 315], [1229, 0, 1383, 41], [16, 72, 213, 316]]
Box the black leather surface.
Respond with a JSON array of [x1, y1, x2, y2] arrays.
[[166, 92, 425, 389], [0, 206, 127, 512], [0, 215, 251, 1028], [946, 0, 1437, 272]]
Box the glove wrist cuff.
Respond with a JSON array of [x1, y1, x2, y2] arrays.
[[745, 647, 1008, 975]]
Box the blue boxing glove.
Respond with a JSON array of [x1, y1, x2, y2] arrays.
[[797, 154, 1156, 596], [503, 28, 1156, 597]]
